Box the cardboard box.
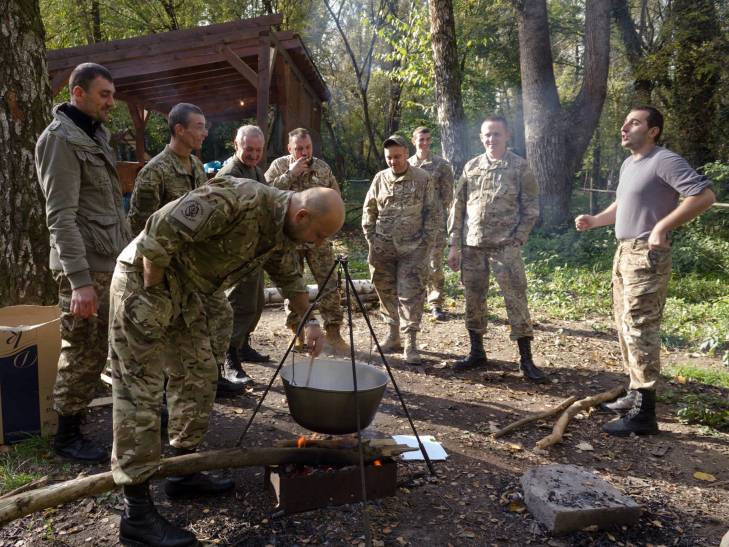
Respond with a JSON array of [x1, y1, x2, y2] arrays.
[[0, 306, 61, 444]]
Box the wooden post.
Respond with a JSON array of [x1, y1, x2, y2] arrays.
[[127, 103, 148, 162], [257, 31, 271, 167]]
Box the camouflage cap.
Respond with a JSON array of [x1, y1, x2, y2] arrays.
[[383, 134, 409, 149]]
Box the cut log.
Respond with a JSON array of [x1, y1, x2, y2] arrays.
[[492, 396, 578, 439], [274, 438, 417, 458], [535, 386, 625, 449], [263, 280, 377, 306], [0, 445, 395, 527]]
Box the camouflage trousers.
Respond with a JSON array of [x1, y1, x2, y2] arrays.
[[369, 237, 428, 333], [285, 242, 342, 329], [204, 289, 234, 364], [461, 244, 533, 339], [427, 227, 447, 308], [612, 239, 672, 390], [52, 270, 112, 416], [227, 268, 265, 349], [109, 265, 217, 485]]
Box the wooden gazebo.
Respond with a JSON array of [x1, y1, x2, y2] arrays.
[[46, 14, 330, 166]]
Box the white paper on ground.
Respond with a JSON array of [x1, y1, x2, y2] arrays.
[[392, 435, 449, 460]]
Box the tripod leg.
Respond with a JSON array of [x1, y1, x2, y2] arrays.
[[235, 260, 339, 447], [341, 260, 436, 476]]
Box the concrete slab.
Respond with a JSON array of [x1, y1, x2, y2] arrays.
[[521, 464, 642, 535]]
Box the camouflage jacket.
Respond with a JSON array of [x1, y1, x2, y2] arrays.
[[118, 178, 306, 317], [265, 155, 340, 193], [35, 103, 131, 288], [408, 153, 454, 222], [362, 165, 439, 254], [217, 156, 266, 183], [128, 145, 206, 235], [448, 150, 539, 249]]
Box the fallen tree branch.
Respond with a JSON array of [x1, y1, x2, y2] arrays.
[[535, 386, 625, 449], [0, 476, 49, 500], [0, 446, 395, 527], [492, 396, 578, 439]]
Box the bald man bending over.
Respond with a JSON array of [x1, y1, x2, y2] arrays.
[[109, 180, 343, 546]]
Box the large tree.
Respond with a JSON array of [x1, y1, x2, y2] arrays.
[[429, 0, 467, 175], [0, 0, 55, 305], [515, 0, 611, 228]]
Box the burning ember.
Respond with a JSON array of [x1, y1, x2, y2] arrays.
[[373, 459, 382, 467], [296, 436, 307, 448]]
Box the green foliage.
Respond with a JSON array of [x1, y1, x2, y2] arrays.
[[675, 393, 729, 431], [0, 436, 52, 495], [666, 364, 729, 389]]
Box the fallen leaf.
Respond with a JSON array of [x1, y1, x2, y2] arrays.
[[508, 501, 526, 513], [693, 471, 716, 482], [676, 375, 687, 384], [576, 442, 594, 452], [506, 443, 524, 452]]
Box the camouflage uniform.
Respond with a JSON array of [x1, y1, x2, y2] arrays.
[[362, 165, 438, 333], [127, 145, 206, 235], [408, 153, 454, 308], [35, 103, 131, 416], [126, 145, 227, 383], [110, 179, 306, 484], [217, 157, 268, 349], [612, 240, 671, 390], [265, 155, 342, 329], [448, 150, 539, 339]]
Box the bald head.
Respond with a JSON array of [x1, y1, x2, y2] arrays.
[[285, 187, 345, 245]]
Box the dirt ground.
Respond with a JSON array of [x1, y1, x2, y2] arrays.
[[1, 301, 728, 547]]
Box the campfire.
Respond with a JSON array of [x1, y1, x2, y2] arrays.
[[266, 434, 409, 514]]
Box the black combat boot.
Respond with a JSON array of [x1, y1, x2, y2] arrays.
[[603, 389, 659, 436], [53, 413, 107, 463], [216, 359, 247, 398], [120, 481, 197, 547], [517, 337, 547, 383], [453, 330, 488, 371], [221, 347, 254, 387], [164, 447, 235, 499], [238, 340, 271, 363], [600, 389, 637, 413], [431, 307, 447, 321]]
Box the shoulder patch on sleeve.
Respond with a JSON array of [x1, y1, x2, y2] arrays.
[[170, 194, 215, 232]]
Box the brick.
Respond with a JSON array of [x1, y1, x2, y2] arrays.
[[521, 464, 642, 535]]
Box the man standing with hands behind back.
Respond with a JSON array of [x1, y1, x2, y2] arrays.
[[217, 125, 270, 386], [576, 106, 715, 436], [36, 62, 131, 463], [408, 127, 454, 321]]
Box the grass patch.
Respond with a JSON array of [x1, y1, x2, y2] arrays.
[[0, 436, 52, 495], [659, 367, 729, 433], [675, 394, 729, 431], [664, 363, 729, 389]]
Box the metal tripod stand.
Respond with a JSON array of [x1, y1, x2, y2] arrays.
[[235, 255, 437, 544]]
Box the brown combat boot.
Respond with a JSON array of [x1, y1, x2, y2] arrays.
[[325, 326, 350, 355], [403, 331, 422, 365], [379, 324, 402, 353]]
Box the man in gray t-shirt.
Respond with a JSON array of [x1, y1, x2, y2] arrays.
[[575, 106, 715, 437]]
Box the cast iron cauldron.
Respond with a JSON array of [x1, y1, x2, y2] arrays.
[[280, 359, 388, 435]]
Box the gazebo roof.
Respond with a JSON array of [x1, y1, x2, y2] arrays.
[[46, 14, 329, 123]]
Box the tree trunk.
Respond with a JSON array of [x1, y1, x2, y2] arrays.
[[428, 0, 468, 176], [0, 0, 55, 306], [670, 0, 719, 167], [611, 0, 653, 103], [91, 0, 101, 43], [516, 0, 610, 229]]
